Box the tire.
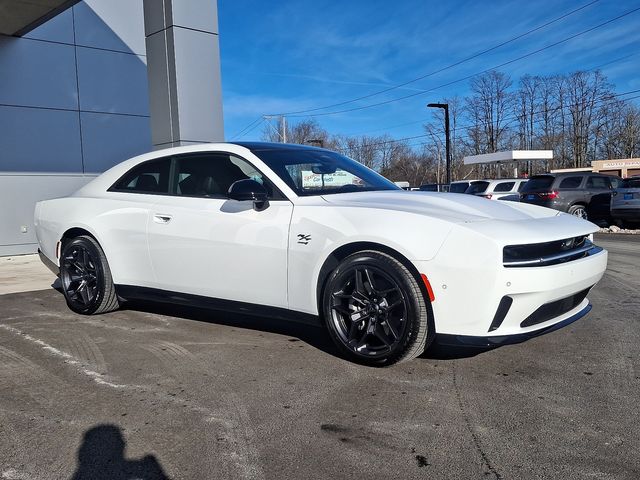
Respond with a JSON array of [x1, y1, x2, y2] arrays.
[[568, 204, 588, 220], [59, 235, 120, 315], [322, 250, 432, 366]]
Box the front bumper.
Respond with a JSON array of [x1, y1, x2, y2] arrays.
[[436, 301, 591, 347], [413, 240, 607, 338]]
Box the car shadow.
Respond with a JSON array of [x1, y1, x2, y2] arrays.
[[121, 300, 492, 362], [70, 424, 170, 480], [120, 299, 344, 359], [51, 284, 493, 363], [421, 342, 493, 360]]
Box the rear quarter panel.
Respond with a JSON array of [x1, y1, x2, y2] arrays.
[[35, 195, 156, 286]]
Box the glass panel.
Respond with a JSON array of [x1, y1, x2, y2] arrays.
[[250, 148, 398, 196], [111, 158, 171, 193], [586, 176, 610, 189], [621, 178, 640, 188], [174, 153, 282, 199], [493, 182, 515, 192], [465, 181, 490, 194], [521, 176, 554, 192], [449, 182, 469, 193], [559, 177, 582, 189]]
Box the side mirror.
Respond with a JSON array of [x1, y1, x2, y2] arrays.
[[228, 179, 269, 211]]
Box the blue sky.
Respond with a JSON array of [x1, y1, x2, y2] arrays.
[[218, 0, 640, 143]]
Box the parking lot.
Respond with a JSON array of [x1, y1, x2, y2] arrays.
[[0, 234, 638, 480]]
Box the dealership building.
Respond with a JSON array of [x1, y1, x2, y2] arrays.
[[0, 0, 223, 256]]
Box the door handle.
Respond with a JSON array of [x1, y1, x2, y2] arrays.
[[153, 214, 172, 224]]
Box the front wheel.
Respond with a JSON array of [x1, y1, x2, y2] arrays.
[[59, 235, 120, 315], [322, 250, 432, 366]]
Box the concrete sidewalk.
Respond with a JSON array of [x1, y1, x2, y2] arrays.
[[0, 254, 56, 295]]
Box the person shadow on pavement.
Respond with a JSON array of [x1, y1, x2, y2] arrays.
[[70, 424, 170, 480]]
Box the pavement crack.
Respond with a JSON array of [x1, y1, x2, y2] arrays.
[[452, 362, 502, 480]]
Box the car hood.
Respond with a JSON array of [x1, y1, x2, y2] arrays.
[[321, 190, 558, 223]]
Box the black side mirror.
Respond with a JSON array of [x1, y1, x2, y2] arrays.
[[228, 179, 269, 211]]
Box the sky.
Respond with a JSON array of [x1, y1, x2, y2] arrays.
[[217, 0, 640, 145]]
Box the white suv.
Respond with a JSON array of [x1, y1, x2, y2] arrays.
[[465, 178, 528, 201]]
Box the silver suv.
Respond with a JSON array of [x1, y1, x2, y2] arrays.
[[465, 179, 528, 201], [611, 176, 640, 227]]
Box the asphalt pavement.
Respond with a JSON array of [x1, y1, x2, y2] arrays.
[[0, 234, 638, 479]]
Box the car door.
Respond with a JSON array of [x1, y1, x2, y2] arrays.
[[146, 151, 294, 309], [105, 156, 172, 287], [585, 176, 612, 218]]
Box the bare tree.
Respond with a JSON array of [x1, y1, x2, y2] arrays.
[[380, 142, 434, 186], [564, 70, 613, 167], [515, 75, 540, 150], [466, 71, 515, 154], [598, 100, 640, 159], [262, 118, 335, 147]]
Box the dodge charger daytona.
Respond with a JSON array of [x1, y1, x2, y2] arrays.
[[35, 142, 608, 365]]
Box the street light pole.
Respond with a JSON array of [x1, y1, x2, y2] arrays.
[[427, 103, 451, 185]]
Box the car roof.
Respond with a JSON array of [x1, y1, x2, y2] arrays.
[[231, 141, 327, 152], [484, 178, 522, 182], [532, 172, 612, 177]]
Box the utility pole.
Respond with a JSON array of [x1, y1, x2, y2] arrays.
[[280, 116, 287, 143], [427, 103, 451, 184], [263, 115, 287, 143]]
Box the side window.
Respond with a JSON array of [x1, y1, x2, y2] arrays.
[[586, 176, 610, 190], [110, 158, 171, 194], [493, 182, 515, 192], [517, 181, 528, 192], [558, 176, 582, 189], [174, 153, 284, 199], [609, 177, 621, 189]]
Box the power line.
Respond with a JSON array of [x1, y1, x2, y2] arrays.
[[230, 116, 263, 139], [338, 89, 640, 155], [347, 51, 638, 138], [270, 0, 600, 116], [281, 6, 640, 118]]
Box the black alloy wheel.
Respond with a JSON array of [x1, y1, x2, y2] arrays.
[[323, 250, 431, 365], [60, 235, 119, 315]]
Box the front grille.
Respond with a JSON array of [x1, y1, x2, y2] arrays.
[[503, 236, 601, 267], [520, 287, 592, 328]]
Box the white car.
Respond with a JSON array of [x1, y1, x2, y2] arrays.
[[35, 143, 608, 365], [466, 178, 528, 200]]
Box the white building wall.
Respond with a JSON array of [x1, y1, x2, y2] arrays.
[[0, 0, 151, 256]]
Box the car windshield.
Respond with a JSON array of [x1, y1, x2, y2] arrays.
[[521, 176, 554, 192], [449, 182, 469, 193], [248, 147, 400, 196]]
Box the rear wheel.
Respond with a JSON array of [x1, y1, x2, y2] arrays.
[[322, 250, 432, 366], [568, 204, 588, 219], [60, 235, 120, 315]]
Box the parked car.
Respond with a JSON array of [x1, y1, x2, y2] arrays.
[[418, 183, 449, 192], [449, 180, 482, 194], [611, 175, 640, 227], [519, 172, 620, 221], [35, 142, 607, 366], [465, 179, 528, 201]]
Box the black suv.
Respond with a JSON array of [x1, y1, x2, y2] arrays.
[[520, 172, 620, 220]]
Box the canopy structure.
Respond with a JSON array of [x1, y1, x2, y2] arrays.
[[463, 150, 553, 165], [0, 0, 79, 36]]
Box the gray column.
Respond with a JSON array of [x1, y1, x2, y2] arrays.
[[143, 0, 224, 149]]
